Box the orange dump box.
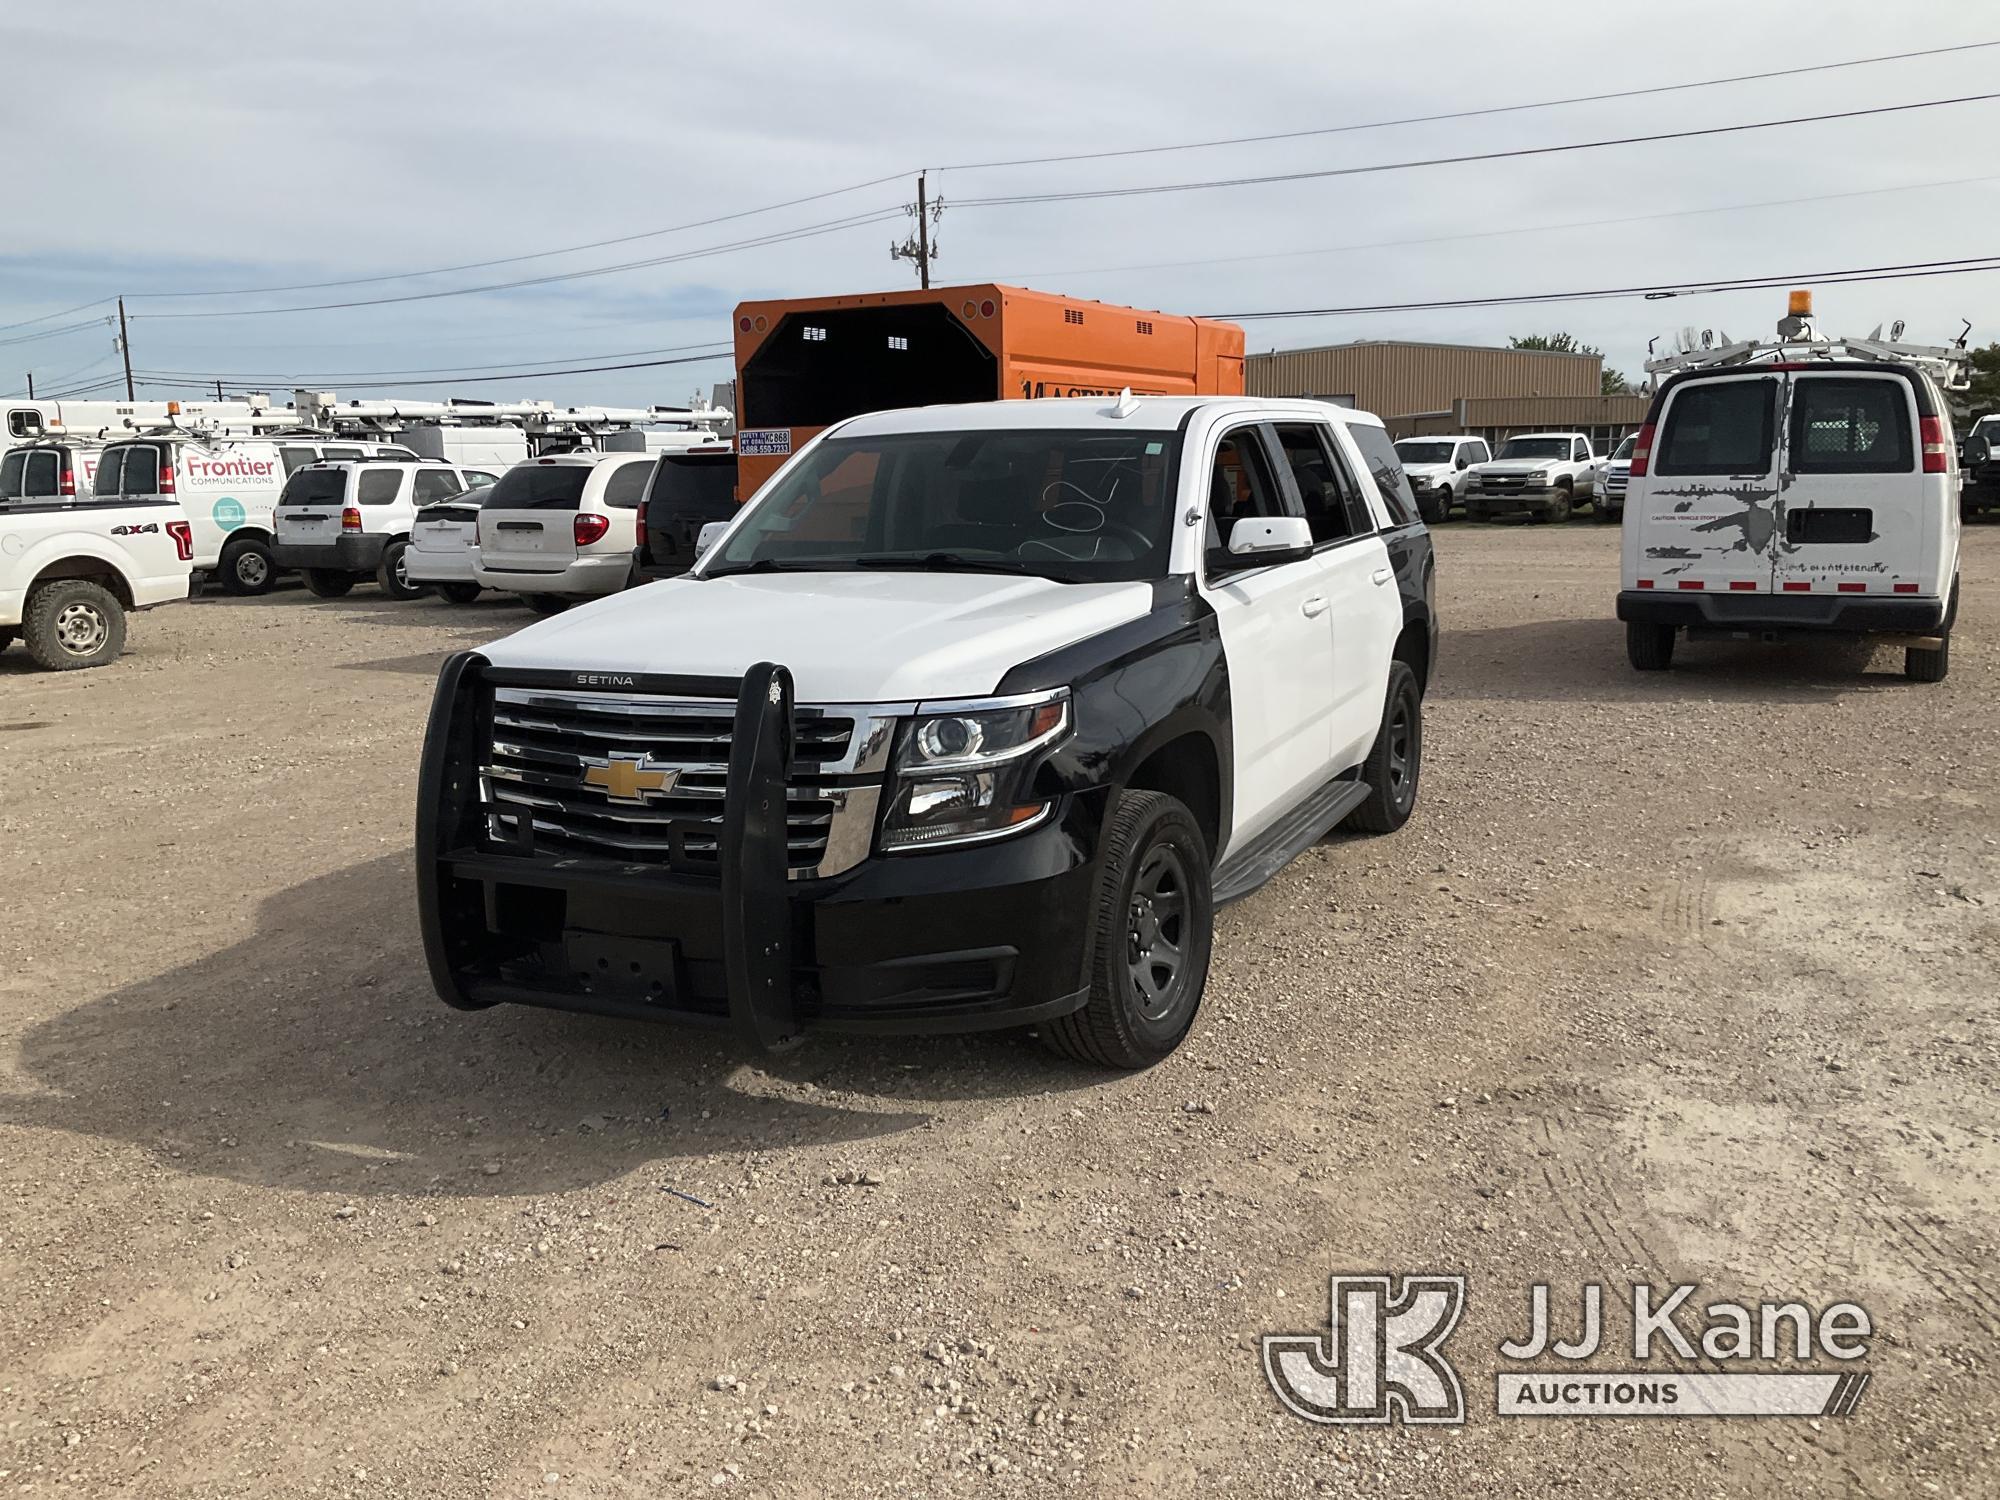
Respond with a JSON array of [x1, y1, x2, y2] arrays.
[[730, 284, 1245, 496]]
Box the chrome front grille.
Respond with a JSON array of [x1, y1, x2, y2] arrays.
[[480, 687, 897, 879], [1476, 472, 1534, 493]]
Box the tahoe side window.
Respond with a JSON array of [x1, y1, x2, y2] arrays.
[[1347, 423, 1420, 526], [1204, 429, 1286, 561], [1656, 379, 1775, 475], [1272, 423, 1360, 544], [357, 471, 403, 505], [1789, 377, 1913, 474]]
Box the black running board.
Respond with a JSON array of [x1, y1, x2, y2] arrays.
[[1211, 778, 1372, 907]]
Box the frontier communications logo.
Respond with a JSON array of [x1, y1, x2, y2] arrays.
[[1265, 1275, 1873, 1427]]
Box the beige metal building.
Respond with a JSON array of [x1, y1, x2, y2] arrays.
[[1245, 339, 1646, 452]]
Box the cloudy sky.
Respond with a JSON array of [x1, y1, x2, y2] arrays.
[[5, 0, 1998, 409]]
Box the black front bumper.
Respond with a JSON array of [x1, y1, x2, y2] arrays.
[[416, 655, 1098, 1047], [272, 533, 389, 572], [1617, 590, 1948, 634]]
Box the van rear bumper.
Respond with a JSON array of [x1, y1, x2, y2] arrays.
[[1617, 590, 1948, 634]]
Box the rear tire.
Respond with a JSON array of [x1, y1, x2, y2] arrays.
[[1343, 661, 1423, 834], [438, 582, 482, 604], [218, 535, 278, 596], [524, 594, 570, 617], [1627, 621, 1676, 671], [303, 570, 356, 598], [1042, 790, 1213, 1071], [22, 579, 126, 671], [1905, 636, 1949, 683], [377, 538, 428, 600]]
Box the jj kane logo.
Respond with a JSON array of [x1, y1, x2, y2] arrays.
[[1265, 1276, 1873, 1426]]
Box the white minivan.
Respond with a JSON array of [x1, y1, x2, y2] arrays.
[[472, 452, 654, 613], [1619, 358, 1959, 680], [273, 459, 498, 599], [91, 435, 418, 595]]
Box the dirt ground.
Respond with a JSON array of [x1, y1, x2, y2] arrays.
[[0, 522, 1994, 1498]]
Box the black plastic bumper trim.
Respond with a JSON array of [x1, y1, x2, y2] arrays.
[[1616, 589, 1947, 633]]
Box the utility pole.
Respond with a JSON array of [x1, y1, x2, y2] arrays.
[[24, 372, 32, 399], [889, 171, 940, 289], [215, 379, 225, 402], [117, 297, 134, 400]]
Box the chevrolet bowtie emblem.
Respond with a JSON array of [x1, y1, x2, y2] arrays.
[[583, 755, 677, 803]]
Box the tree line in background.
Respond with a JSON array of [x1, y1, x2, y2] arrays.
[[1507, 332, 1634, 395]]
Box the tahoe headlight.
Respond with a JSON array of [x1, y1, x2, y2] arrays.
[[880, 689, 1071, 851]]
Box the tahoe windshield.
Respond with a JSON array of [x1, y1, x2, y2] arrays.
[[1497, 437, 1572, 460], [705, 428, 1182, 583], [1394, 441, 1454, 464]]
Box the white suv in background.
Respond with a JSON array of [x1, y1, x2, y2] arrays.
[[273, 459, 498, 599], [473, 452, 654, 614], [1392, 435, 1490, 524]]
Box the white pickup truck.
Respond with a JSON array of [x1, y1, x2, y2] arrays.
[[0, 444, 194, 670], [1464, 432, 1602, 522]]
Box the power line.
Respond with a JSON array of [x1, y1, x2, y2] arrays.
[[1209, 253, 2000, 321], [955, 93, 2000, 209], [126, 171, 915, 299], [0, 317, 112, 351], [994, 173, 2000, 283], [131, 206, 904, 320], [936, 39, 2000, 172], [0, 298, 117, 338]]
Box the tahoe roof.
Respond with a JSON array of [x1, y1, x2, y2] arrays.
[[829, 395, 1388, 438]]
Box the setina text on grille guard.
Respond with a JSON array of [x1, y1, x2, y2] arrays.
[[415, 652, 1106, 1053]]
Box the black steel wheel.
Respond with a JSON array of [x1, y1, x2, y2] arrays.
[[1044, 789, 1213, 1070]]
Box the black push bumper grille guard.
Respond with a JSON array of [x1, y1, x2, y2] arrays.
[[418, 654, 809, 1052]]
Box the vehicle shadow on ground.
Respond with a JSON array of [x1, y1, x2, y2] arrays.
[[1439, 617, 1909, 703], [0, 853, 1106, 1199]]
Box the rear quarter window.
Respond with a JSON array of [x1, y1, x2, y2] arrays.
[[1657, 378, 1776, 475], [1345, 422, 1419, 526], [1789, 377, 1913, 474], [599, 460, 653, 509], [357, 470, 403, 505]]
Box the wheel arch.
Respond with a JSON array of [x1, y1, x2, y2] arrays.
[[29, 553, 135, 608], [1119, 724, 1225, 864]]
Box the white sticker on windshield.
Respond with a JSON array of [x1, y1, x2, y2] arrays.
[[1145, 442, 1163, 455]]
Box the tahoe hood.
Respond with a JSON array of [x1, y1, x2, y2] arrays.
[[478, 570, 1159, 702]]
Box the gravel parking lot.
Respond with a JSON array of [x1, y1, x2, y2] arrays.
[[1, 523, 1994, 1498]]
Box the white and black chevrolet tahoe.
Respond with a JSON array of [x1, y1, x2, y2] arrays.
[[417, 397, 1438, 1068]]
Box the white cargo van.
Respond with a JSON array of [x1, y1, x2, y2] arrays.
[[93, 434, 417, 594], [1620, 296, 1961, 682]]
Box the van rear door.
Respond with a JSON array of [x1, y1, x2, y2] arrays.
[[476, 462, 589, 572], [1775, 371, 1929, 597], [1634, 373, 1782, 593]]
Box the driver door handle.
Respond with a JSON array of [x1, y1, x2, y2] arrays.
[[1371, 567, 1393, 586], [1301, 595, 1329, 618]]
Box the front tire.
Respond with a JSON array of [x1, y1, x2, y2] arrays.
[[1905, 636, 1949, 682], [1344, 661, 1423, 834], [1627, 621, 1676, 670], [438, 582, 482, 604], [523, 594, 571, 617], [218, 535, 278, 596], [377, 538, 428, 600], [0, 627, 15, 653], [303, 570, 356, 598], [22, 579, 126, 670], [1594, 500, 1620, 524], [1543, 483, 1573, 524], [1043, 790, 1213, 1070]]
